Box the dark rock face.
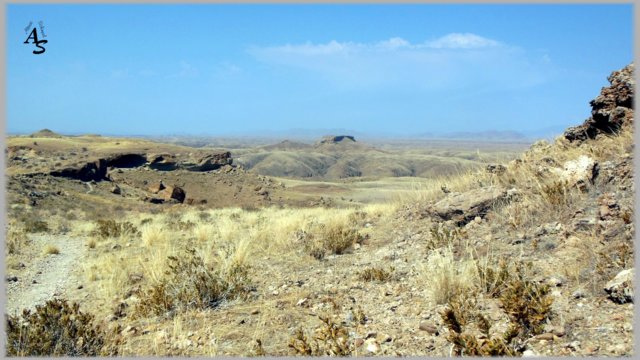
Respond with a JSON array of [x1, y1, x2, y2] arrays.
[[106, 153, 148, 168], [50, 159, 107, 182], [565, 63, 634, 142], [318, 135, 356, 144], [183, 152, 232, 172]]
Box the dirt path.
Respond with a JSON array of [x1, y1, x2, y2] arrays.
[[6, 234, 87, 316]]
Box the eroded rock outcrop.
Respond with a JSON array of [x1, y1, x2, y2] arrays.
[[427, 186, 513, 226], [50, 159, 108, 182], [147, 153, 178, 171], [182, 152, 233, 172], [106, 153, 148, 168], [318, 135, 356, 144], [565, 63, 634, 141]]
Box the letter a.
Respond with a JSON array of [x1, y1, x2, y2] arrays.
[[24, 28, 38, 44]]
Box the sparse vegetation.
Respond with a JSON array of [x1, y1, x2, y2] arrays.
[[43, 244, 60, 255], [93, 219, 139, 239], [289, 315, 355, 356], [22, 218, 49, 233], [6, 299, 114, 356], [4, 62, 635, 356], [134, 248, 251, 317], [357, 266, 394, 282]]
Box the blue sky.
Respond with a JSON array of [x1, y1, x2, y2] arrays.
[[7, 4, 633, 137]]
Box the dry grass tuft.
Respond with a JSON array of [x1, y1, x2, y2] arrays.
[[141, 224, 167, 247], [43, 244, 60, 255], [422, 246, 478, 305], [6, 221, 28, 255]]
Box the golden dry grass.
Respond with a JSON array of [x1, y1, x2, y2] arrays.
[[43, 244, 60, 255]]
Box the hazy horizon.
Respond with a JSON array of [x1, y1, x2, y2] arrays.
[[8, 4, 632, 136]]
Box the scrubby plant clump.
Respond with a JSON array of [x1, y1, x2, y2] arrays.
[[440, 261, 554, 356], [498, 264, 553, 338], [289, 315, 355, 356], [357, 266, 394, 282], [6, 299, 113, 356], [93, 219, 139, 238], [301, 221, 364, 260], [134, 248, 251, 317]]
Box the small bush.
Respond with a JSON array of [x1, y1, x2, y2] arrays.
[[498, 264, 553, 338], [440, 261, 554, 356], [476, 259, 511, 298], [541, 180, 570, 206], [23, 219, 49, 234], [427, 223, 465, 251], [93, 219, 139, 239], [302, 222, 363, 260], [134, 248, 250, 317], [441, 294, 518, 356], [289, 315, 354, 356], [6, 225, 28, 255], [165, 219, 196, 231], [6, 299, 113, 356], [357, 266, 394, 282]]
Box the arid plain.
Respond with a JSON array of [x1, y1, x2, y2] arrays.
[[5, 64, 635, 356]]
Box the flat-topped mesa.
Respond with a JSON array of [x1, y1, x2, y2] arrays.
[[564, 63, 634, 142], [318, 135, 356, 145]]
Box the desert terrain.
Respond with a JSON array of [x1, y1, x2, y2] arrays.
[[4, 64, 634, 356]]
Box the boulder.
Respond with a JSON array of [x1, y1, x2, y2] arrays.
[[486, 164, 506, 175], [428, 186, 510, 226], [148, 181, 165, 194], [604, 268, 634, 304], [551, 155, 599, 188], [158, 185, 186, 203], [565, 63, 634, 142], [50, 159, 108, 182]]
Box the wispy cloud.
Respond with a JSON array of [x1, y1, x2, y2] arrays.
[[427, 33, 501, 49], [110, 68, 130, 79], [214, 62, 242, 77], [248, 33, 553, 90], [168, 61, 199, 79]]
